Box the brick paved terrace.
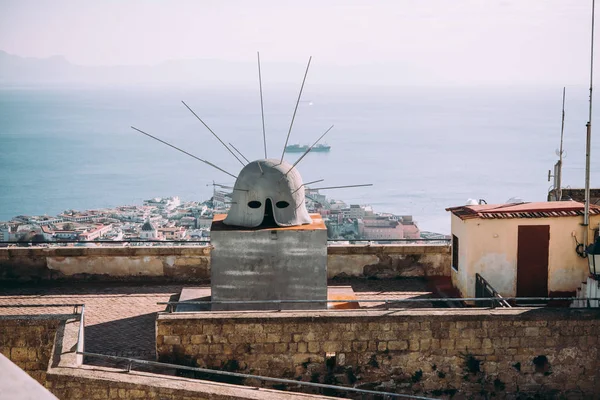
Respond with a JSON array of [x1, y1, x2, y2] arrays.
[[0, 278, 435, 360]]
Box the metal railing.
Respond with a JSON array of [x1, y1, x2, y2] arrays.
[[76, 351, 437, 400], [158, 296, 600, 312], [475, 273, 511, 308]]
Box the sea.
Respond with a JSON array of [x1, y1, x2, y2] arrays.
[[1, 84, 599, 234]]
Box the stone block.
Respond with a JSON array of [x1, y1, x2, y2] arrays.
[[190, 335, 207, 344], [307, 341, 320, 353], [388, 340, 408, 351], [208, 344, 222, 354], [352, 341, 368, 352], [409, 340, 420, 351], [525, 327, 539, 337], [265, 334, 281, 343], [274, 343, 288, 353], [323, 341, 342, 352], [10, 347, 30, 362], [128, 389, 147, 398], [298, 342, 307, 353], [420, 339, 432, 351], [163, 336, 181, 345], [264, 324, 283, 333], [440, 339, 454, 350]]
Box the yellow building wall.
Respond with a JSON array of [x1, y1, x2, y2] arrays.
[[450, 213, 599, 298]]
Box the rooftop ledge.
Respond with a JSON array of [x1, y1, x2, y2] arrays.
[[0, 243, 448, 257]]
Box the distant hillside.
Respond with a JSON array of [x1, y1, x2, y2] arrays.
[[0, 50, 434, 87], [0, 50, 259, 86]]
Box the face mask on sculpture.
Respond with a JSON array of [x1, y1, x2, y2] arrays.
[[223, 159, 312, 228]]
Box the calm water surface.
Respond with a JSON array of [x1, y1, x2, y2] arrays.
[[1, 84, 599, 234]]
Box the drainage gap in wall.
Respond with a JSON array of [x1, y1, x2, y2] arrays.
[[532, 355, 551, 375], [325, 352, 336, 370]]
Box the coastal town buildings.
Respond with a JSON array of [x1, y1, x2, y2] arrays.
[[0, 192, 423, 245], [140, 220, 160, 240]]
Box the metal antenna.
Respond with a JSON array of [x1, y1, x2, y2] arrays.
[[258, 52, 267, 159], [556, 87, 566, 201], [228, 142, 250, 163], [280, 56, 312, 163], [130, 126, 237, 179], [292, 179, 325, 194], [584, 0, 596, 246], [282, 125, 334, 179], [181, 100, 245, 166], [559, 87, 566, 162], [309, 184, 373, 191]]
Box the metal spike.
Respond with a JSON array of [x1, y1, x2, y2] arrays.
[[280, 56, 312, 163], [181, 100, 245, 166], [258, 52, 267, 159], [130, 126, 237, 178], [292, 179, 325, 194], [228, 142, 250, 164], [309, 184, 373, 190], [282, 125, 333, 180]]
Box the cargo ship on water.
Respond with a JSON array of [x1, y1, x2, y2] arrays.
[[284, 143, 331, 153]]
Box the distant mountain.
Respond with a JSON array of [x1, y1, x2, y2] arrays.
[[0, 50, 258, 86], [0, 50, 435, 87]]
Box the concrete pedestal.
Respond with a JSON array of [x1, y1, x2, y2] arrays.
[[210, 214, 327, 311]]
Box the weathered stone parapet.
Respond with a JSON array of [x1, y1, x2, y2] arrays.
[[327, 244, 450, 278], [156, 308, 600, 398], [0, 246, 212, 282], [0, 244, 450, 282]]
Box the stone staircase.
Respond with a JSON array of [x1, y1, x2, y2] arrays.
[[571, 276, 600, 307]]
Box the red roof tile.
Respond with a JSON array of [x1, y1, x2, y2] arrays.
[[446, 201, 600, 220]]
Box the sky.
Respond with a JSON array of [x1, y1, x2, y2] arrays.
[[0, 0, 596, 85]]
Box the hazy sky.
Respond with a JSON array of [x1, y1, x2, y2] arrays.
[[0, 0, 595, 85]]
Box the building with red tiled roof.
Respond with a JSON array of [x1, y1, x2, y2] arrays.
[[446, 201, 600, 300]]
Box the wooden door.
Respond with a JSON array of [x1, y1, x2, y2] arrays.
[[516, 225, 550, 297]]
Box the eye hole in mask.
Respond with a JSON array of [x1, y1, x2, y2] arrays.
[[275, 201, 290, 209], [248, 201, 262, 209]]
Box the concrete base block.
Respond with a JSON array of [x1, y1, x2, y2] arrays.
[[210, 214, 327, 311]]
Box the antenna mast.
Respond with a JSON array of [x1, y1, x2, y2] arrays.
[[584, 0, 596, 246], [557, 88, 567, 201], [258, 52, 267, 159]]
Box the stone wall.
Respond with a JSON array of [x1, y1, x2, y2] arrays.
[[0, 244, 449, 282], [327, 244, 449, 279], [0, 315, 63, 384], [157, 308, 600, 398], [0, 246, 211, 282], [47, 368, 333, 400], [0, 314, 334, 399]]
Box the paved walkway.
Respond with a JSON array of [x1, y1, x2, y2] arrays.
[[0, 279, 432, 360]]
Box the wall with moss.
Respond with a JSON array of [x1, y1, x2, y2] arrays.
[[157, 308, 600, 399]]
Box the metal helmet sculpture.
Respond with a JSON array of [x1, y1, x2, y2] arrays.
[[131, 53, 371, 226], [223, 159, 312, 228]]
